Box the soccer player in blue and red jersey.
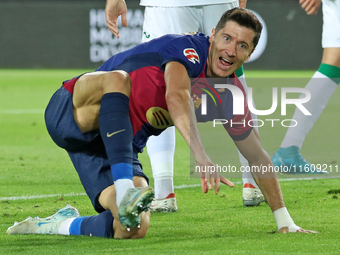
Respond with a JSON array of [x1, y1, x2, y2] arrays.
[[7, 8, 316, 238]]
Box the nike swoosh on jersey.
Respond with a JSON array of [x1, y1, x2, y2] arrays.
[[107, 129, 126, 137]]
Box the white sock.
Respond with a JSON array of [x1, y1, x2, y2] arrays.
[[281, 72, 338, 148], [58, 217, 76, 235], [114, 179, 135, 207], [147, 126, 176, 199], [242, 168, 259, 188], [154, 179, 174, 199]]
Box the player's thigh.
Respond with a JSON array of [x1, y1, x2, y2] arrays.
[[73, 71, 131, 132], [321, 0, 340, 50], [322, 48, 340, 67], [73, 71, 131, 108], [202, 1, 239, 35], [321, 0, 340, 66], [142, 6, 203, 42]]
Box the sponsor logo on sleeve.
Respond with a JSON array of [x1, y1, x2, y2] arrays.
[[183, 48, 200, 64]]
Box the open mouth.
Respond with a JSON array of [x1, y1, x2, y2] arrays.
[[219, 57, 233, 68]]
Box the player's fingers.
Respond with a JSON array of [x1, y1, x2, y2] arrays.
[[296, 229, 318, 233], [220, 176, 234, 187], [214, 178, 220, 195], [106, 17, 120, 37], [209, 177, 213, 190], [121, 12, 128, 27], [300, 0, 311, 9], [200, 178, 208, 193], [110, 28, 119, 38], [304, 1, 315, 14], [307, 5, 319, 15]]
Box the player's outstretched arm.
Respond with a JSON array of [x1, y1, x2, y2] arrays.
[[105, 0, 128, 38], [235, 129, 317, 233], [164, 62, 234, 194], [299, 0, 321, 15]]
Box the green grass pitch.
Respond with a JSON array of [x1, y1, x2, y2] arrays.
[[0, 70, 339, 254]]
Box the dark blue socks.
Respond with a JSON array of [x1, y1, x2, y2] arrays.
[[69, 211, 114, 238], [99, 92, 133, 181]]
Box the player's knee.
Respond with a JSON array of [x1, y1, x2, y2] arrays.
[[102, 71, 132, 97]]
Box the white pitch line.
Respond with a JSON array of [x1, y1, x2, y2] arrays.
[[0, 192, 87, 201], [0, 178, 318, 201], [0, 109, 44, 114]]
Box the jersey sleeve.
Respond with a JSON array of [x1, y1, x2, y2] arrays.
[[158, 34, 209, 78]]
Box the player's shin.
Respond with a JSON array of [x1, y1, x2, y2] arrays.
[[99, 92, 134, 207]]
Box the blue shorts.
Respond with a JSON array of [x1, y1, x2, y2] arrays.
[[45, 85, 149, 213]]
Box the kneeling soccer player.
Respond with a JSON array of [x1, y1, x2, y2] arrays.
[[7, 8, 317, 238]]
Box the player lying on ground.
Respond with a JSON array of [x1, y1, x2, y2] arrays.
[[7, 8, 316, 238]]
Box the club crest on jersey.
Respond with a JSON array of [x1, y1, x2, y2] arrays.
[[183, 48, 200, 64]]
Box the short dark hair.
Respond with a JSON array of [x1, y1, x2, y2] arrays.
[[215, 8, 262, 49]]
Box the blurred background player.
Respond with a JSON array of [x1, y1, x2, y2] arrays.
[[272, 0, 340, 172], [105, 0, 264, 210]]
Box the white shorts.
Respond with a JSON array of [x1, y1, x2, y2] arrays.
[[322, 0, 340, 48], [141, 1, 239, 42]]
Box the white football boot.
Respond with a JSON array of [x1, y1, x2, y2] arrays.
[[150, 193, 178, 212], [7, 204, 80, 235], [242, 183, 265, 206]]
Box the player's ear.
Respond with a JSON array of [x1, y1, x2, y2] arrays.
[[209, 28, 215, 43], [211, 27, 215, 37]]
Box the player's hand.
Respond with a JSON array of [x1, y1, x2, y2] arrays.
[[105, 0, 128, 38], [299, 0, 321, 15], [200, 172, 234, 195], [279, 227, 318, 233], [196, 156, 234, 194], [239, 0, 247, 8]]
